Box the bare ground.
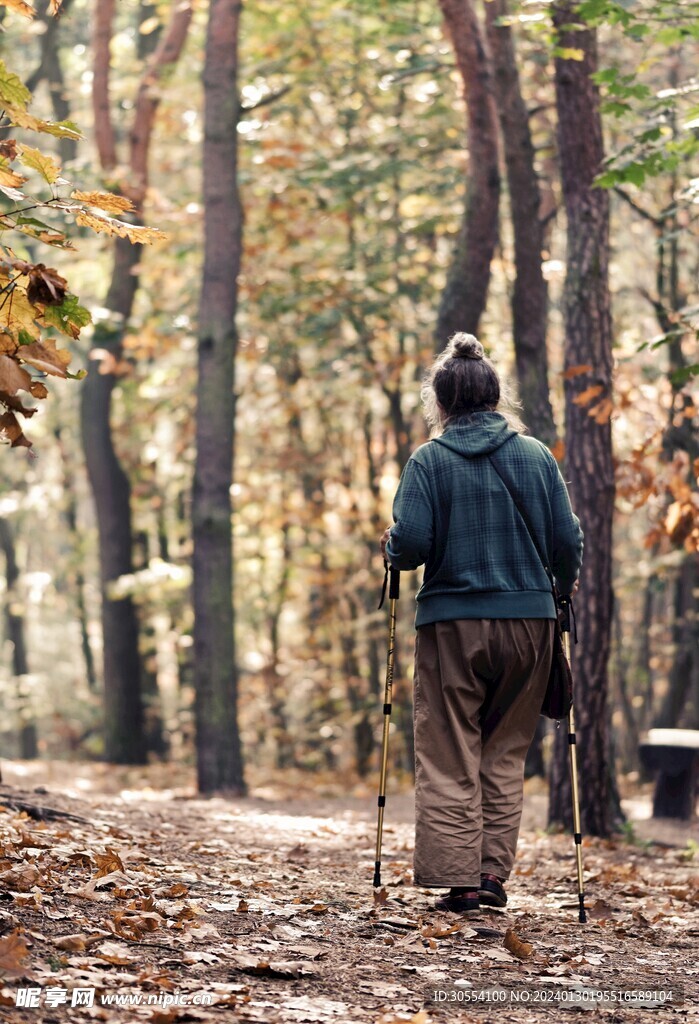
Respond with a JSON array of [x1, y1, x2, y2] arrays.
[[0, 761, 698, 1023]]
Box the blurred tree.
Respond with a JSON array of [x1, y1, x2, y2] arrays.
[[436, 0, 500, 346], [484, 0, 556, 445], [81, 0, 192, 764], [193, 0, 246, 794]]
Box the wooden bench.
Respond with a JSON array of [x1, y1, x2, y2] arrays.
[[638, 729, 699, 820]]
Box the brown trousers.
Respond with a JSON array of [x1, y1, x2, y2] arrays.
[[413, 618, 554, 888]]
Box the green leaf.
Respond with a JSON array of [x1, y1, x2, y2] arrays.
[[41, 293, 92, 338], [669, 364, 699, 386], [622, 163, 646, 187], [17, 144, 62, 185], [0, 59, 30, 110]]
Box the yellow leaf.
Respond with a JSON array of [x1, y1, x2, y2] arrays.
[[0, 284, 41, 340], [17, 143, 62, 184], [72, 189, 135, 215], [0, 160, 27, 188], [4, 105, 83, 141], [74, 208, 166, 245], [0, 0, 35, 18]]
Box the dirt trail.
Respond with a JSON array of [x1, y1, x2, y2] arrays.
[[0, 762, 697, 1022]]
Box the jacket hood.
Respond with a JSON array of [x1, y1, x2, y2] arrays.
[[433, 412, 518, 458]]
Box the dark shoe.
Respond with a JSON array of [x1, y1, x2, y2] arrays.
[[478, 873, 507, 908], [434, 887, 480, 912]]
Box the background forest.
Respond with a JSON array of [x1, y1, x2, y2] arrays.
[[0, 0, 697, 835]]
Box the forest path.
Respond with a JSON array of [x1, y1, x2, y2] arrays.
[[0, 762, 698, 1023]]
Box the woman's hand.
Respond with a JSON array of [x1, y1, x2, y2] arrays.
[[380, 527, 391, 558]]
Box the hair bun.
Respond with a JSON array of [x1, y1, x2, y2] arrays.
[[449, 333, 484, 360]]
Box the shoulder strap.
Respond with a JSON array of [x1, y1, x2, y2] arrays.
[[486, 451, 554, 587]]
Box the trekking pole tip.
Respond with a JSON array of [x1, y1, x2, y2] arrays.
[[373, 862, 381, 888], [579, 896, 587, 924]]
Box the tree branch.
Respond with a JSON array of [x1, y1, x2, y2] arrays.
[[614, 186, 662, 227], [129, 0, 194, 206], [92, 0, 118, 170]]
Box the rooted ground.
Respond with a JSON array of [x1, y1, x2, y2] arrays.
[[0, 761, 698, 1023]]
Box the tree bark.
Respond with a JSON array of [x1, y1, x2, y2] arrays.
[[192, 0, 245, 794], [82, 0, 192, 764], [484, 0, 556, 445], [436, 0, 500, 346], [548, 4, 616, 837]]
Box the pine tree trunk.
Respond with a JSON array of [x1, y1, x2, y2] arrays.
[[436, 0, 500, 346], [548, 5, 616, 837], [484, 0, 556, 445], [192, 0, 245, 794]]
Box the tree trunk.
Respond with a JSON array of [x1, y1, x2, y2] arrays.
[[548, 4, 616, 837], [436, 0, 500, 346], [80, 244, 146, 764], [192, 0, 245, 794], [0, 519, 37, 759], [654, 558, 699, 729], [82, 0, 192, 764], [54, 426, 97, 692], [484, 0, 556, 445]]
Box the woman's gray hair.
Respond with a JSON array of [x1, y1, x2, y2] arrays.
[[421, 333, 526, 435]]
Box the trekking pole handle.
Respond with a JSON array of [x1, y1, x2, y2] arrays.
[[379, 560, 400, 608]]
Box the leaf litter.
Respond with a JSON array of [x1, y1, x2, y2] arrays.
[[0, 775, 697, 1022]]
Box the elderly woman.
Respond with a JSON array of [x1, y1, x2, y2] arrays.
[[380, 334, 583, 912]]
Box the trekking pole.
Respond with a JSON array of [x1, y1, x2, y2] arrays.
[[559, 595, 587, 924], [374, 562, 400, 888]]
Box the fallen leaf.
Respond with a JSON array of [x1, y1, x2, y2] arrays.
[[504, 927, 534, 959], [0, 930, 30, 978]]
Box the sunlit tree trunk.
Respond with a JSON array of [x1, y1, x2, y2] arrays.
[[436, 0, 500, 346], [548, 4, 616, 837], [484, 0, 555, 445], [192, 0, 245, 794]]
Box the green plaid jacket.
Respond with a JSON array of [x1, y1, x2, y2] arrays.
[[385, 412, 583, 627]]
